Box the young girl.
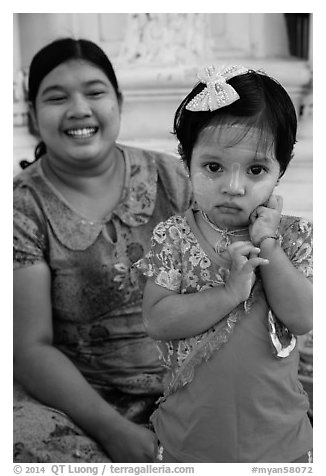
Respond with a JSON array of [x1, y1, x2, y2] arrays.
[[135, 65, 313, 463]]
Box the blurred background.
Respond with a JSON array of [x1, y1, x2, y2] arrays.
[[12, 10, 313, 423], [13, 13, 313, 220]]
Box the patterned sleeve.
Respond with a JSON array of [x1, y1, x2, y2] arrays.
[[13, 190, 47, 269], [280, 217, 313, 279], [134, 217, 183, 292]]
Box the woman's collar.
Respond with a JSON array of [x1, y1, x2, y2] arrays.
[[26, 146, 158, 250]]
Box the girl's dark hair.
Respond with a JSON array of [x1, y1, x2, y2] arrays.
[[21, 37, 122, 169], [173, 70, 297, 178]]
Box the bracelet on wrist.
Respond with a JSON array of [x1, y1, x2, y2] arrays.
[[256, 235, 279, 247]]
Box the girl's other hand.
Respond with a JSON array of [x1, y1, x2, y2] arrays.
[[225, 241, 269, 303], [102, 418, 158, 462], [249, 194, 283, 246]]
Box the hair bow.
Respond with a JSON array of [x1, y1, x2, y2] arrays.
[[186, 64, 249, 112]]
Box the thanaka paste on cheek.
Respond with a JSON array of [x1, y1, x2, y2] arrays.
[[191, 171, 218, 212], [250, 181, 276, 211]]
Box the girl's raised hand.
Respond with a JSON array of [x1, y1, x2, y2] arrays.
[[249, 194, 283, 246], [224, 241, 269, 303]]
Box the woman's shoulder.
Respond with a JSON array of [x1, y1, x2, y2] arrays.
[[13, 161, 46, 212], [119, 143, 191, 212], [14, 160, 42, 188]]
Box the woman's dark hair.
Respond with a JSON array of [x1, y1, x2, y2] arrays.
[[21, 37, 122, 169], [173, 70, 297, 178]]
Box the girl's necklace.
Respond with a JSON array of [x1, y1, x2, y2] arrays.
[[200, 211, 249, 253]]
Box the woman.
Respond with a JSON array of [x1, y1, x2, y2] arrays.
[[13, 38, 191, 463]]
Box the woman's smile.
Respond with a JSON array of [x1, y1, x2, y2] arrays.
[[64, 126, 99, 139]]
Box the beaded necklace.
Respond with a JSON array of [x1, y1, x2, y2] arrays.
[[201, 211, 249, 253]]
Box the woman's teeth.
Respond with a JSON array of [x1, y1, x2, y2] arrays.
[[66, 127, 97, 138]]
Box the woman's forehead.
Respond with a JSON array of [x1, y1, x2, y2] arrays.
[[39, 59, 110, 90]]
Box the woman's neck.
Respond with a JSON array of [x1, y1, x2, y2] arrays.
[[41, 146, 126, 221], [42, 146, 124, 197]]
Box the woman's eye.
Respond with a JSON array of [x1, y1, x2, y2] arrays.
[[205, 163, 222, 173], [88, 90, 106, 97], [249, 165, 267, 176], [46, 96, 67, 102]]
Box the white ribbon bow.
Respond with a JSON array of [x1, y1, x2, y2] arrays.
[[186, 64, 249, 112]]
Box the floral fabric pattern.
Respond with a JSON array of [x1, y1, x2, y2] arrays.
[[136, 211, 313, 400]]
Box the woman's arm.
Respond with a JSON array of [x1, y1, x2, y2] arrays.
[[259, 238, 312, 335], [14, 264, 157, 462]]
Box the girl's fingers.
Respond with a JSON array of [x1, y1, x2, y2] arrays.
[[232, 253, 248, 269], [267, 194, 283, 212], [229, 243, 260, 259], [243, 257, 269, 273], [227, 240, 252, 250]]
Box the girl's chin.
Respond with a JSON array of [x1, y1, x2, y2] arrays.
[[208, 212, 250, 229]]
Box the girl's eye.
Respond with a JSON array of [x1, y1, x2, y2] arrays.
[[204, 163, 222, 173], [249, 165, 268, 176]]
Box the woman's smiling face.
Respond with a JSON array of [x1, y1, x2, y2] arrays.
[[32, 59, 121, 170], [190, 123, 281, 229]]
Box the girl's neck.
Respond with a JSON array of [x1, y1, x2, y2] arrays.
[[200, 210, 248, 234], [195, 210, 250, 254]]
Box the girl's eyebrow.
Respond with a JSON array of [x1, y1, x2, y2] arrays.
[[198, 153, 275, 163], [199, 154, 221, 160], [252, 153, 275, 162]]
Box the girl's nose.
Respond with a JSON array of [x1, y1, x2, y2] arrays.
[[222, 164, 245, 195], [67, 94, 92, 118]]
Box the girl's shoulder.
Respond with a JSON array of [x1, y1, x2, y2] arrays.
[[279, 214, 312, 242], [152, 213, 192, 238], [278, 215, 313, 275]]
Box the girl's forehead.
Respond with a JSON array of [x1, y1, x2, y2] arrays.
[[196, 123, 275, 158], [199, 123, 270, 144]]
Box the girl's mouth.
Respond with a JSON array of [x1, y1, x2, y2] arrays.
[[64, 127, 98, 138]]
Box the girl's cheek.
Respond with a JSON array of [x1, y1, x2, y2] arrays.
[[250, 181, 276, 207], [191, 172, 217, 211]]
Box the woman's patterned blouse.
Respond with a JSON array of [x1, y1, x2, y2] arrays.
[[13, 144, 191, 401]]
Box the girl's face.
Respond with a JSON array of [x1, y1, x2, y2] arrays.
[[190, 123, 281, 229], [31, 60, 121, 170]]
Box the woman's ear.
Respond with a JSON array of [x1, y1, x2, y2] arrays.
[[28, 103, 40, 137]]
